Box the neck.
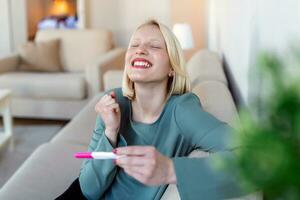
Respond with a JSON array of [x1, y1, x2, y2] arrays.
[[132, 82, 168, 123]]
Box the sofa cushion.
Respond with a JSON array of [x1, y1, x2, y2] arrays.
[[0, 142, 87, 200], [186, 50, 228, 86], [35, 29, 113, 72], [0, 72, 86, 100], [18, 39, 62, 72], [11, 98, 88, 120], [192, 81, 238, 126]]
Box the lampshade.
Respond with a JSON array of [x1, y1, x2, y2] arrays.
[[172, 23, 194, 50], [50, 0, 71, 16]]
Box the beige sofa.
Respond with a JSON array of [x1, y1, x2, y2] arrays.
[[0, 50, 258, 199], [0, 29, 126, 120]]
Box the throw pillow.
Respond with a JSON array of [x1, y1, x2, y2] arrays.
[[18, 39, 62, 72]]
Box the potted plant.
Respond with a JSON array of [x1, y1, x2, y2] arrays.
[[221, 49, 300, 200]]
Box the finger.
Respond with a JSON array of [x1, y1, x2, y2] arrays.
[[95, 94, 118, 113], [116, 156, 148, 166], [109, 91, 116, 99], [115, 146, 155, 156], [95, 96, 106, 109], [103, 95, 117, 107], [106, 103, 120, 113], [122, 165, 146, 176], [102, 94, 109, 101], [104, 99, 116, 106], [115, 146, 146, 156], [103, 94, 114, 102], [96, 95, 109, 109], [123, 168, 146, 184]]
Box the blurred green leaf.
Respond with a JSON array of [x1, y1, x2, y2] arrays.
[[222, 48, 300, 199]]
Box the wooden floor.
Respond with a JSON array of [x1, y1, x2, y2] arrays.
[[0, 118, 67, 188]]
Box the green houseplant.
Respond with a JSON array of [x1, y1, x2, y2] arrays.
[[223, 49, 300, 200]]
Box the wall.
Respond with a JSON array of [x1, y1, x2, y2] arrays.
[[0, 0, 27, 57], [86, 0, 208, 51], [77, 0, 87, 28], [86, 0, 120, 45], [0, 0, 12, 57], [118, 0, 172, 46], [208, 0, 300, 104], [87, 0, 171, 47], [171, 0, 207, 59], [27, 0, 45, 40], [3, 0, 205, 56], [10, 0, 28, 51], [257, 0, 300, 51]]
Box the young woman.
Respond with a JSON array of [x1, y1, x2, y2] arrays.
[[57, 19, 239, 200]]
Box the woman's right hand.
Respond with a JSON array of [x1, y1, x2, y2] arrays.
[[95, 91, 121, 144]]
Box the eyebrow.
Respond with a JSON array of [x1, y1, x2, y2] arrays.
[[131, 38, 163, 43]]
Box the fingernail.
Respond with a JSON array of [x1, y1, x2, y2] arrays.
[[110, 91, 116, 99]]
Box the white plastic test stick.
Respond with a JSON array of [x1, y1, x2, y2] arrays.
[[74, 152, 125, 159]]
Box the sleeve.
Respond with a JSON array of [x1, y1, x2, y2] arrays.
[[172, 93, 243, 199], [79, 116, 127, 200]]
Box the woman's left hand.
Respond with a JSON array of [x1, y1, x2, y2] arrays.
[[114, 146, 177, 186]]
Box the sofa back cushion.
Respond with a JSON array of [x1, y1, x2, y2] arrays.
[[35, 29, 113, 72], [186, 50, 228, 86], [192, 81, 238, 126]]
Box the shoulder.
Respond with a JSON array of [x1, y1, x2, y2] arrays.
[[173, 92, 202, 108], [172, 92, 225, 139], [171, 92, 206, 122]]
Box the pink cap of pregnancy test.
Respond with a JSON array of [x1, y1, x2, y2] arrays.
[[74, 152, 93, 159]]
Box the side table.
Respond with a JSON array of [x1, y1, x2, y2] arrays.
[[0, 89, 13, 149]]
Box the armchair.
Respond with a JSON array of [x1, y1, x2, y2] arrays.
[[0, 29, 126, 120]]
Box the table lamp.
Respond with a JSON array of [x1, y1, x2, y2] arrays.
[[172, 23, 194, 50]]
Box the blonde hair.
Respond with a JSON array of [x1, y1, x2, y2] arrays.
[[122, 19, 190, 100]]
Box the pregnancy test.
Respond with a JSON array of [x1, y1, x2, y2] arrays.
[[74, 152, 123, 159]]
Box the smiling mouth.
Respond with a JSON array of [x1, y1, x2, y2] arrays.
[[131, 59, 152, 69]]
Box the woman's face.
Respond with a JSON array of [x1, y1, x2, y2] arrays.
[[125, 25, 172, 85]]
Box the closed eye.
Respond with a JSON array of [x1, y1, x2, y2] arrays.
[[150, 45, 161, 49], [130, 44, 139, 48]]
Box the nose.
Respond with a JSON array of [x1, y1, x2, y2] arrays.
[[136, 44, 148, 55]]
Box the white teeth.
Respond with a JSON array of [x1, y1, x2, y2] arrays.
[[133, 61, 151, 68]]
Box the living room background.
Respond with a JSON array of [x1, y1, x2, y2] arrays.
[[1, 0, 300, 106]]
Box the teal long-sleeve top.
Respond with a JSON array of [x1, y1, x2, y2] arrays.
[[79, 88, 240, 200]]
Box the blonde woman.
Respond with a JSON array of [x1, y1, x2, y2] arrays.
[[57, 20, 239, 200]]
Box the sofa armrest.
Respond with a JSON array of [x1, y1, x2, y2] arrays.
[[192, 81, 239, 127], [0, 54, 20, 74], [187, 50, 228, 86], [85, 47, 126, 97]]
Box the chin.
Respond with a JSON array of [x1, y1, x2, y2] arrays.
[[128, 73, 147, 81], [129, 77, 148, 83]]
